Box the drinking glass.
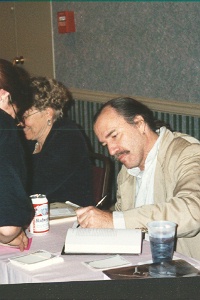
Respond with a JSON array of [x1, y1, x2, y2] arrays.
[[147, 220, 176, 263]]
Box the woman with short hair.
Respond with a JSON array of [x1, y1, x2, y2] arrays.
[[23, 77, 94, 206]]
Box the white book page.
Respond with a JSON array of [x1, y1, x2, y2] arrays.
[[65, 228, 142, 254]]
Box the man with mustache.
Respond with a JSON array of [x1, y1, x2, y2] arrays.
[[76, 97, 200, 260]]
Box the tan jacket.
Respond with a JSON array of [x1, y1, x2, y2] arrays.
[[115, 129, 200, 260]]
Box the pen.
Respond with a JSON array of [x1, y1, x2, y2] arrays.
[[76, 195, 107, 228], [95, 195, 107, 207]]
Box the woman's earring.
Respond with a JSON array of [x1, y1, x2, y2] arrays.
[[47, 119, 52, 126]]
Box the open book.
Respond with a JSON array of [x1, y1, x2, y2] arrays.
[[63, 228, 142, 255]]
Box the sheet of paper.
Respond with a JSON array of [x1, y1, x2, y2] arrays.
[[83, 255, 132, 271], [50, 207, 76, 218], [50, 202, 80, 220], [10, 250, 54, 264], [65, 201, 80, 208]]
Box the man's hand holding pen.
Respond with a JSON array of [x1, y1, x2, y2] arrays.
[[76, 196, 113, 228]]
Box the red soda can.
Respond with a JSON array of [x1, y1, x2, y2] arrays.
[[29, 194, 49, 234]]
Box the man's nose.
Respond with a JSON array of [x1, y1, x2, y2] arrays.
[[107, 142, 119, 156]]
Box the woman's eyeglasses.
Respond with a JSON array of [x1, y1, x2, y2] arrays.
[[22, 111, 40, 122], [8, 95, 40, 128]]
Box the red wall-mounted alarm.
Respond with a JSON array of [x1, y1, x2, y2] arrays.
[[57, 11, 76, 33]]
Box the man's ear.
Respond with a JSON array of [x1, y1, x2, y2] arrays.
[[133, 115, 145, 126], [133, 115, 146, 133]]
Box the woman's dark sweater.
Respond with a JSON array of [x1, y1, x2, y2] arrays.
[[27, 118, 94, 206]]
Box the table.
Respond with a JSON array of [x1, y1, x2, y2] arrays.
[[1, 216, 200, 299], [1, 216, 200, 284]]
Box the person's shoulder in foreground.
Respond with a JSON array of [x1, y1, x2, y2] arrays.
[[0, 58, 34, 250]]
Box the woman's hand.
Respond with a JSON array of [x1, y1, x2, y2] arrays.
[[0, 226, 29, 252], [8, 230, 29, 252]]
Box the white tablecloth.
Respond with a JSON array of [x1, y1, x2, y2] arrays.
[[1, 216, 200, 284]]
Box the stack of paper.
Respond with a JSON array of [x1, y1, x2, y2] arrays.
[[9, 250, 64, 271]]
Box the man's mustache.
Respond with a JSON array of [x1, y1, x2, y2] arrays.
[[113, 150, 130, 161]]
